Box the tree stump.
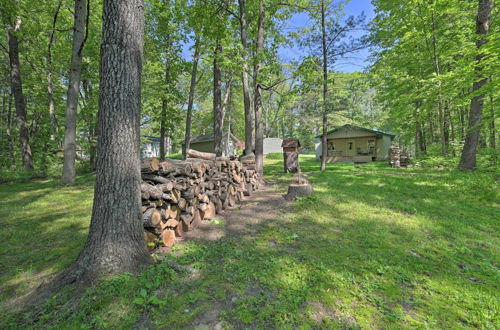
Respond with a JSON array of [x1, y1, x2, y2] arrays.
[[285, 184, 313, 200], [285, 173, 313, 200]]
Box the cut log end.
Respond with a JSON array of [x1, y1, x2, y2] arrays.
[[285, 184, 313, 200]]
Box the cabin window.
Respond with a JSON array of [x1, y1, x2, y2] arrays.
[[328, 141, 335, 150], [348, 142, 353, 150]]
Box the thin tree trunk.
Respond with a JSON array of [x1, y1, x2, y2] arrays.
[[443, 100, 450, 154], [82, 79, 97, 170], [62, 0, 88, 184], [226, 84, 233, 153], [253, 0, 265, 177], [47, 0, 63, 142], [182, 37, 200, 159], [238, 0, 255, 156], [213, 42, 223, 157], [160, 99, 166, 160], [320, 0, 328, 172], [459, 0, 493, 170], [160, 35, 172, 161], [487, 93, 496, 165], [65, 0, 151, 284], [7, 19, 34, 170], [6, 92, 15, 165]]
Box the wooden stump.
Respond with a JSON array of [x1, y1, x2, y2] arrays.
[[285, 184, 313, 200]]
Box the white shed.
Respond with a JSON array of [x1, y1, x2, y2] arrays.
[[263, 138, 283, 155]]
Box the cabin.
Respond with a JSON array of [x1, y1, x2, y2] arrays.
[[183, 133, 241, 157], [315, 124, 395, 163]]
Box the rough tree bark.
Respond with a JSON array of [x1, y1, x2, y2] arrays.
[[62, 0, 151, 284], [6, 92, 15, 165], [320, 0, 328, 172], [213, 42, 223, 157], [238, 0, 255, 156], [459, 0, 493, 170], [253, 0, 265, 177], [47, 0, 63, 142], [7, 18, 34, 171], [62, 0, 88, 184], [182, 37, 200, 159]]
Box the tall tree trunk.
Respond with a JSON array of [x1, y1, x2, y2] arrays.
[[226, 84, 233, 153], [253, 0, 265, 177], [82, 79, 97, 170], [6, 92, 15, 165], [182, 37, 200, 159], [160, 99, 167, 160], [459, 0, 493, 170], [62, 0, 88, 184], [213, 42, 223, 157], [160, 35, 172, 161], [414, 103, 421, 156], [7, 19, 34, 170], [488, 93, 496, 165], [47, 0, 63, 142], [443, 100, 450, 154], [238, 0, 255, 156], [320, 0, 328, 172], [65, 0, 151, 284]]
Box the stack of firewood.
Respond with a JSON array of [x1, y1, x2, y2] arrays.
[[141, 149, 259, 250]]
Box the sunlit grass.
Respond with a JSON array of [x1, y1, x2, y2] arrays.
[[0, 156, 498, 328]]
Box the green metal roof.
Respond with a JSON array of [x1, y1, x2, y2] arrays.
[[315, 124, 395, 139]]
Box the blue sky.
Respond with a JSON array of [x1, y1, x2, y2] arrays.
[[181, 0, 374, 73], [278, 0, 375, 72]]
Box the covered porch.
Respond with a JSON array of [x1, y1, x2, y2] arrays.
[[325, 136, 376, 163]]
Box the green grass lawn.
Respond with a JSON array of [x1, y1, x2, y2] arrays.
[[0, 156, 498, 329]]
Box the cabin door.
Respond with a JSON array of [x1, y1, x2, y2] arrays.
[[346, 140, 355, 157]]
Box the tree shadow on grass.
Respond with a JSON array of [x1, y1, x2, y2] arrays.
[[0, 178, 93, 312]]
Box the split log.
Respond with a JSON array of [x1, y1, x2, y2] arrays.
[[187, 149, 216, 161], [162, 229, 175, 247], [191, 209, 202, 228], [141, 182, 163, 200], [170, 205, 181, 220], [142, 174, 170, 184], [175, 221, 186, 236], [201, 201, 216, 220], [244, 182, 253, 196], [141, 158, 160, 173], [143, 208, 161, 228]]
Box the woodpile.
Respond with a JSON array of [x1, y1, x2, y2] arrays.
[[141, 150, 260, 250]]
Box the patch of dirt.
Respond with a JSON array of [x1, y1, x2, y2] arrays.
[[174, 182, 288, 328], [306, 301, 358, 327], [181, 181, 288, 242]]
